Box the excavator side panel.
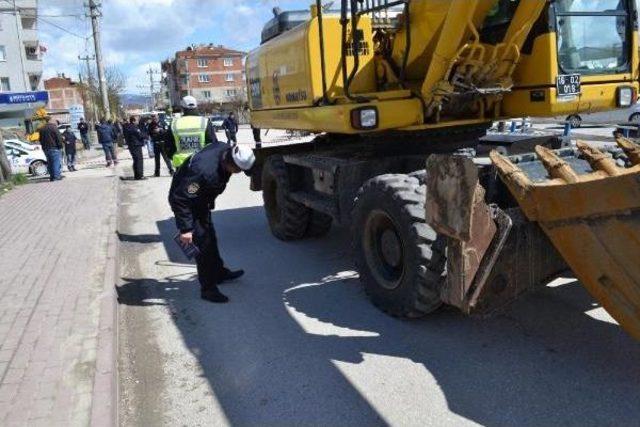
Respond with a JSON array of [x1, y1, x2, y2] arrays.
[[491, 138, 640, 340]]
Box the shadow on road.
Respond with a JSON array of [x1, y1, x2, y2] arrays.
[[118, 206, 640, 426]]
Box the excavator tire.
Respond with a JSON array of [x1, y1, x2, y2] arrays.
[[306, 211, 333, 238], [352, 174, 446, 318], [262, 155, 310, 241]]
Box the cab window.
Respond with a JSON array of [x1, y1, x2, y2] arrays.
[[555, 0, 629, 75]]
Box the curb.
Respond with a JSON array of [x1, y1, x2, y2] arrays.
[[90, 172, 120, 427]]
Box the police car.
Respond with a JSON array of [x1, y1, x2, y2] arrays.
[[3, 139, 48, 176]]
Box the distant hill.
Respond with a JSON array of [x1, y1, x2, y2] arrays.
[[120, 93, 152, 107]]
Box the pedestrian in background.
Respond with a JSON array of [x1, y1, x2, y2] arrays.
[[222, 112, 238, 145], [123, 116, 146, 180], [149, 114, 175, 177], [39, 115, 64, 181], [139, 117, 153, 158], [62, 127, 77, 172], [96, 118, 118, 167], [78, 117, 90, 150]]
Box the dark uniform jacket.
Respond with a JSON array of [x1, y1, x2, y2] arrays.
[[39, 123, 64, 151], [168, 141, 231, 233], [223, 117, 238, 134], [123, 123, 145, 147], [78, 121, 89, 135], [62, 130, 77, 154]]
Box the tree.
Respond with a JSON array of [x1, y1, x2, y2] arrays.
[[0, 133, 12, 185], [80, 65, 126, 120]]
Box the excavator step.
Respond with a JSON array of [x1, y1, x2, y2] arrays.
[[491, 137, 640, 341]]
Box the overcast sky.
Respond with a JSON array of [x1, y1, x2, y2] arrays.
[[39, 0, 640, 94], [39, 0, 310, 93]]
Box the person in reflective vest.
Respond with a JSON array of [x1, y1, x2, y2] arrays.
[[168, 95, 218, 168]]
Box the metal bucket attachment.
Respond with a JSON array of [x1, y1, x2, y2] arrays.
[[491, 137, 640, 340]]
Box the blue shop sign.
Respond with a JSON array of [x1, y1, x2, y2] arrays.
[[0, 91, 49, 105]]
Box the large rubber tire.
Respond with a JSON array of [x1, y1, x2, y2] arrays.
[[262, 156, 310, 241], [306, 210, 333, 238], [352, 174, 446, 318]]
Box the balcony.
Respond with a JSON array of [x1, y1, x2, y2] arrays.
[[24, 43, 40, 61]]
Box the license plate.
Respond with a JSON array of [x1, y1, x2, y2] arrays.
[[557, 74, 581, 97], [179, 136, 200, 150]]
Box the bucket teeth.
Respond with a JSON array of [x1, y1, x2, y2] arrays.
[[576, 141, 621, 176], [615, 136, 640, 165], [489, 150, 532, 195], [534, 145, 580, 183]]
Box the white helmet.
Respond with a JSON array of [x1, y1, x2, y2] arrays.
[[180, 95, 198, 109], [231, 145, 256, 171]]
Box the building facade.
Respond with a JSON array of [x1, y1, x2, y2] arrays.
[[162, 44, 246, 110], [44, 75, 89, 124], [0, 0, 45, 127]]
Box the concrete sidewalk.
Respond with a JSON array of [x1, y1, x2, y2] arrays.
[[0, 165, 119, 426]]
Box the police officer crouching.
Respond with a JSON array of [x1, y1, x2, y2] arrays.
[[169, 140, 255, 303]]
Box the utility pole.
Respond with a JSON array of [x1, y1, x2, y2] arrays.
[[79, 54, 98, 124], [146, 65, 160, 109], [88, 0, 110, 118]]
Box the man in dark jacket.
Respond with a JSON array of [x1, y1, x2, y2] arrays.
[[96, 119, 118, 167], [123, 116, 146, 180], [168, 142, 255, 303], [148, 114, 175, 177], [39, 116, 64, 181], [222, 112, 239, 145], [78, 118, 90, 149], [62, 128, 77, 172]]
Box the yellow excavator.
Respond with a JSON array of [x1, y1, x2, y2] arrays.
[[246, 0, 640, 340]]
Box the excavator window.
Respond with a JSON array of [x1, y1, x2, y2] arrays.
[[481, 0, 521, 45], [555, 0, 629, 75]]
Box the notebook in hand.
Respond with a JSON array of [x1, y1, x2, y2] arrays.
[[173, 233, 200, 259]]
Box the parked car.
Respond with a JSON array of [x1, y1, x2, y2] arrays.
[[210, 115, 226, 130], [4, 138, 42, 152], [558, 102, 640, 128], [3, 139, 48, 176]]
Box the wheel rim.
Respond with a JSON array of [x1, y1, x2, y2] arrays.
[[32, 162, 47, 176], [570, 116, 580, 128], [363, 209, 405, 290], [631, 114, 640, 124]]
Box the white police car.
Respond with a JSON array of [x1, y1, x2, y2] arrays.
[[3, 139, 48, 176]]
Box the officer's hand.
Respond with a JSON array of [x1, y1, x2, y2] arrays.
[[179, 232, 194, 246]]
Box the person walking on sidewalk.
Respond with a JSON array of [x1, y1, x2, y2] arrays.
[[62, 127, 77, 172], [123, 116, 146, 180], [78, 118, 90, 150], [39, 116, 64, 181], [168, 142, 255, 303], [222, 112, 238, 145], [149, 114, 175, 177], [96, 119, 118, 167]]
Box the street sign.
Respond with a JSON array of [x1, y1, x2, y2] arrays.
[[0, 91, 49, 105]]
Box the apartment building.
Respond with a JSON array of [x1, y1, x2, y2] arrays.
[[0, 0, 45, 127], [162, 44, 246, 110]]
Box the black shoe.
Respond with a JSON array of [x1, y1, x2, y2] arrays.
[[221, 268, 244, 283], [201, 289, 229, 303], [135, 177, 147, 181]]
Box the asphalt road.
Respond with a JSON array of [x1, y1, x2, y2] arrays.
[[117, 157, 640, 427]]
